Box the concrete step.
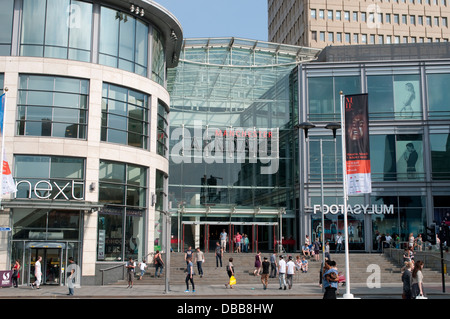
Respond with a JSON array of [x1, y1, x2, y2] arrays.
[[121, 252, 445, 285]]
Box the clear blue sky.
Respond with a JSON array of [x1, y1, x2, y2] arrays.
[[155, 0, 268, 41]]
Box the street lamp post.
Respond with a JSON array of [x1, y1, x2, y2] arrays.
[[297, 121, 340, 272]]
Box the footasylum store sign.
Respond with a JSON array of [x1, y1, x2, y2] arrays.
[[313, 204, 394, 215]]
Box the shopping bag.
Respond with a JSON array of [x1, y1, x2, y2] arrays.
[[229, 275, 236, 286]]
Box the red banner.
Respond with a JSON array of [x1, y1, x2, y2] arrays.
[[344, 94, 371, 195]]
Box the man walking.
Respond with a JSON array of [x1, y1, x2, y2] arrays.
[[66, 257, 77, 295], [215, 241, 223, 267], [278, 255, 287, 290], [261, 257, 270, 290], [220, 229, 228, 253], [286, 256, 295, 289], [335, 232, 344, 253], [269, 252, 277, 278]]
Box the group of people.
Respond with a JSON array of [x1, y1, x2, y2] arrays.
[[125, 249, 165, 288], [219, 229, 251, 253], [401, 259, 426, 299]]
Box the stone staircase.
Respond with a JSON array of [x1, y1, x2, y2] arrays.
[[123, 251, 446, 286]]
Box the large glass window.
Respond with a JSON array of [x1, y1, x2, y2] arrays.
[[154, 170, 167, 250], [427, 73, 450, 118], [101, 83, 150, 149], [371, 196, 426, 248], [14, 155, 85, 200], [17, 75, 88, 138], [0, 0, 14, 55], [152, 29, 165, 85], [370, 134, 424, 181], [308, 76, 361, 122], [430, 133, 450, 180], [157, 100, 169, 157], [367, 74, 422, 120], [99, 6, 148, 76], [97, 160, 147, 261], [20, 0, 92, 62]]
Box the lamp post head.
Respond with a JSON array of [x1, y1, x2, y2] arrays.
[[325, 122, 341, 138], [296, 122, 316, 139]]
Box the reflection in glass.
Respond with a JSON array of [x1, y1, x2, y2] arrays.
[[17, 75, 88, 139], [20, 0, 92, 62], [101, 83, 149, 149]]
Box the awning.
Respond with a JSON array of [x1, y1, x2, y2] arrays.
[[1, 199, 103, 212]]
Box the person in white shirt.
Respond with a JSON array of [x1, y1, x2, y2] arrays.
[[278, 255, 287, 290], [335, 232, 344, 253], [32, 256, 42, 289], [286, 256, 296, 289]]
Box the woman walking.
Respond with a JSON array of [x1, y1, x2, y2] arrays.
[[253, 251, 261, 276], [225, 257, 235, 288], [411, 260, 426, 299]]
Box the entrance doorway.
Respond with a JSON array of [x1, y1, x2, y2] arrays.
[[27, 243, 64, 286], [182, 222, 279, 253]]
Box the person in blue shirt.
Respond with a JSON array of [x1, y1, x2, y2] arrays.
[[322, 260, 339, 299]]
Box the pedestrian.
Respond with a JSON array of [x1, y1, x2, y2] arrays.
[[195, 247, 205, 278], [126, 257, 136, 288], [335, 232, 344, 253], [269, 252, 277, 278], [12, 259, 20, 288], [411, 260, 426, 299], [243, 234, 249, 253], [401, 261, 413, 299], [66, 257, 77, 295], [185, 246, 193, 265], [215, 241, 223, 268], [278, 255, 287, 290], [322, 260, 339, 299], [220, 229, 228, 252], [154, 250, 164, 277], [253, 251, 261, 276], [185, 256, 195, 292], [31, 256, 42, 289], [225, 257, 235, 288], [139, 259, 147, 280], [325, 241, 331, 260], [313, 238, 321, 261], [234, 232, 242, 253], [261, 256, 270, 290], [286, 256, 295, 289]]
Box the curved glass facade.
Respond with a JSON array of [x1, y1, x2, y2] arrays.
[[4, 0, 167, 84]]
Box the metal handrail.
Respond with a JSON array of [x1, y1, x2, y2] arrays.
[[99, 263, 126, 286]]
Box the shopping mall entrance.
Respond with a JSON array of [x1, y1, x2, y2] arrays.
[[26, 242, 64, 286], [181, 221, 280, 253]]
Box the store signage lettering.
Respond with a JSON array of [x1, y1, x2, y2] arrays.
[[313, 204, 394, 215], [14, 180, 84, 200]]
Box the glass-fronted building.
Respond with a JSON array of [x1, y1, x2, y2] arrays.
[[166, 38, 320, 252], [0, 0, 181, 286], [296, 43, 450, 252]]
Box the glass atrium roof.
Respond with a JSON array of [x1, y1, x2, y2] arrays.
[[166, 37, 321, 127]]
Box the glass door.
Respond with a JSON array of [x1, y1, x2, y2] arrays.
[[29, 246, 63, 286]]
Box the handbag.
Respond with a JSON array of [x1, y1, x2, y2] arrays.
[[229, 275, 236, 286]]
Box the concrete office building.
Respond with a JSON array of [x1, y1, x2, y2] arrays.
[[0, 0, 182, 286], [268, 0, 450, 49]]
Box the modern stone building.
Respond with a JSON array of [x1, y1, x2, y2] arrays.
[[0, 0, 181, 286]]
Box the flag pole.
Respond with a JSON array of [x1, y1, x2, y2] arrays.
[[340, 91, 354, 299], [0, 88, 7, 205]]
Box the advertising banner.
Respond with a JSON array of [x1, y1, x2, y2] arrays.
[[345, 94, 371, 195]]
